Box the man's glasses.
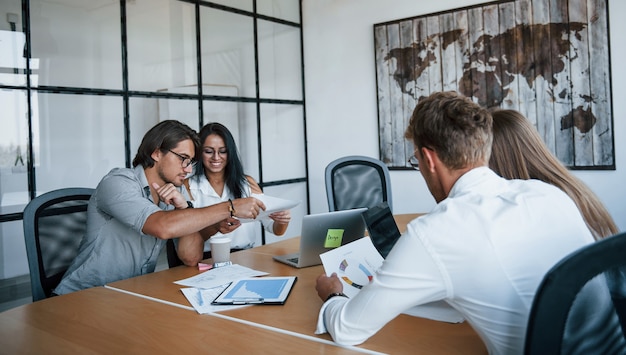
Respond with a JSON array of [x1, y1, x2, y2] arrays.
[[408, 148, 419, 170], [168, 150, 196, 169]]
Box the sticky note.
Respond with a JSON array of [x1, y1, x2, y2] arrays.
[[324, 229, 345, 248]]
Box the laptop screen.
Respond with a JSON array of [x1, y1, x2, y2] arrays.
[[361, 202, 402, 258]]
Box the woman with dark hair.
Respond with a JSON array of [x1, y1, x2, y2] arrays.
[[179, 122, 291, 264], [489, 109, 618, 240], [54, 120, 266, 294]]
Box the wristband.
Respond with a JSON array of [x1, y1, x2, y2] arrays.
[[228, 199, 235, 217], [325, 292, 348, 302]]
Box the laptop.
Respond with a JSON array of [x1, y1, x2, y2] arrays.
[[361, 202, 402, 258], [273, 208, 368, 268]]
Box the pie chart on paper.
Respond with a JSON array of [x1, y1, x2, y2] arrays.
[[338, 258, 374, 290]]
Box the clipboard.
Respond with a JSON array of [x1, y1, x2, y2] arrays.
[[211, 276, 297, 305]]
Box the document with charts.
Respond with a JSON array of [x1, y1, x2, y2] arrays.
[[319, 237, 465, 323], [319, 237, 383, 298]]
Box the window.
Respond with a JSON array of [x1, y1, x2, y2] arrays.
[[0, 0, 306, 283]]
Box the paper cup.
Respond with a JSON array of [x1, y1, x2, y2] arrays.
[[210, 237, 231, 264]]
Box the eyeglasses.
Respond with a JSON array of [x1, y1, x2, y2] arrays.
[[408, 149, 419, 170], [203, 149, 228, 157], [168, 150, 196, 169]]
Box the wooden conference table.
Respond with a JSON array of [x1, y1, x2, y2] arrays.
[[0, 287, 353, 354], [0, 214, 486, 354]]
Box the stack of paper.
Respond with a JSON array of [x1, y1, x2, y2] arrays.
[[175, 263, 268, 314]]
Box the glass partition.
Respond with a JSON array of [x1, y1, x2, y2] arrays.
[[34, 93, 124, 192], [0, 0, 304, 304], [258, 19, 303, 100], [257, 0, 301, 23], [30, 0, 122, 89], [210, 0, 252, 13], [260, 103, 305, 181], [0, 0, 26, 86], [200, 6, 256, 98], [127, 0, 197, 92]]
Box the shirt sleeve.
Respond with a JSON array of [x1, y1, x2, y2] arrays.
[[96, 170, 161, 235], [315, 225, 449, 345]]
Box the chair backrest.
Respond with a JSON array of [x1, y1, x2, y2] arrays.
[[525, 231, 626, 354], [325, 155, 392, 212], [22, 188, 94, 301]]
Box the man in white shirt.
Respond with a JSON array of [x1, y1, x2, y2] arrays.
[[314, 91, 594, 354]]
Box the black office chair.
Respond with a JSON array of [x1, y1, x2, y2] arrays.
[[22, 188, 94, 301], [325, 155, 393, 212], [525, 231, 626, 355]]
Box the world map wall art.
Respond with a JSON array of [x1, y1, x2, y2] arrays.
[[374, 0, 614, 170]]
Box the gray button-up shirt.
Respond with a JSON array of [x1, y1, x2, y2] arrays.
[[54, 165, 188, 295]]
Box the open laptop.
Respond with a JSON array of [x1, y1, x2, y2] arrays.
[[361, 202, 402, 258], [273, 208, 367, 268]]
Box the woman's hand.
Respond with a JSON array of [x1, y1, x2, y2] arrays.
[[217, 217, 241, 234]]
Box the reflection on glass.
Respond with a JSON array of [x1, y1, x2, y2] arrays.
[[0, 90, 29, 170], [0, 0, 25, 85], [127, 0, 196, 92], [258, 20, 302, 100], [35, 93, 124, 192], [0, 90, 30, 215], [29, 0, 122, 89], [257, 0, 301, 23], [129, 97, 200, 157], [200, 7, 255, 98], [260, 104, 305, 181]]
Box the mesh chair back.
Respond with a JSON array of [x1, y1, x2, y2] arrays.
[[525, 231, 626, 354], [325, 155, 392, 212], [22, 188, 94, 301]]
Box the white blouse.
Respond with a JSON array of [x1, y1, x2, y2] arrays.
[[188, 175, 274, 250]]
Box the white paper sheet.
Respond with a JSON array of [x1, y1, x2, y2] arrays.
[[237, 194, 300, 223], [174, 263, 269, 289], [320, 237, 465, 323], [319, 237, 384, 298], [181, 285, 248, 314]]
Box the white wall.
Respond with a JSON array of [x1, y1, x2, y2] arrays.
[[302, 0, 626, 231]]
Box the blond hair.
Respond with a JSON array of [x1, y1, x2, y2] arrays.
[[489, 109, 618, 239]]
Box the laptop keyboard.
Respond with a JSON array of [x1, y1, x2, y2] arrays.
[[288, 257, 299, 263]]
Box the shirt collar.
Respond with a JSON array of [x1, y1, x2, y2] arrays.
[[448, 166, 500, 198], [134, 165, 153, 202]]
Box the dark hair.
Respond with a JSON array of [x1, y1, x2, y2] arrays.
[[404, 91, 493, 169], [196, 122, 247, 199], [132, 120, 200, 168]]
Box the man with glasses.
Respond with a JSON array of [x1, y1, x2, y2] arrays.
[[54, 120, 265, 295], [314, 91, 594, 354]]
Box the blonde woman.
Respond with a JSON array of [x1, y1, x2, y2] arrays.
[[489, 109, 618, 240]]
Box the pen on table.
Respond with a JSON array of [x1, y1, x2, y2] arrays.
[[197, 289, 205, 306]]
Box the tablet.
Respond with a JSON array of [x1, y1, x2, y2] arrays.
[[212, 276, 297, 305]]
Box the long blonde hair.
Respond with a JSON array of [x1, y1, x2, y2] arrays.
[[489, 109, 618, 240]]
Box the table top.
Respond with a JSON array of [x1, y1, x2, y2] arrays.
[[106, 214, 486, 354], [0, 286, 367, 354]]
